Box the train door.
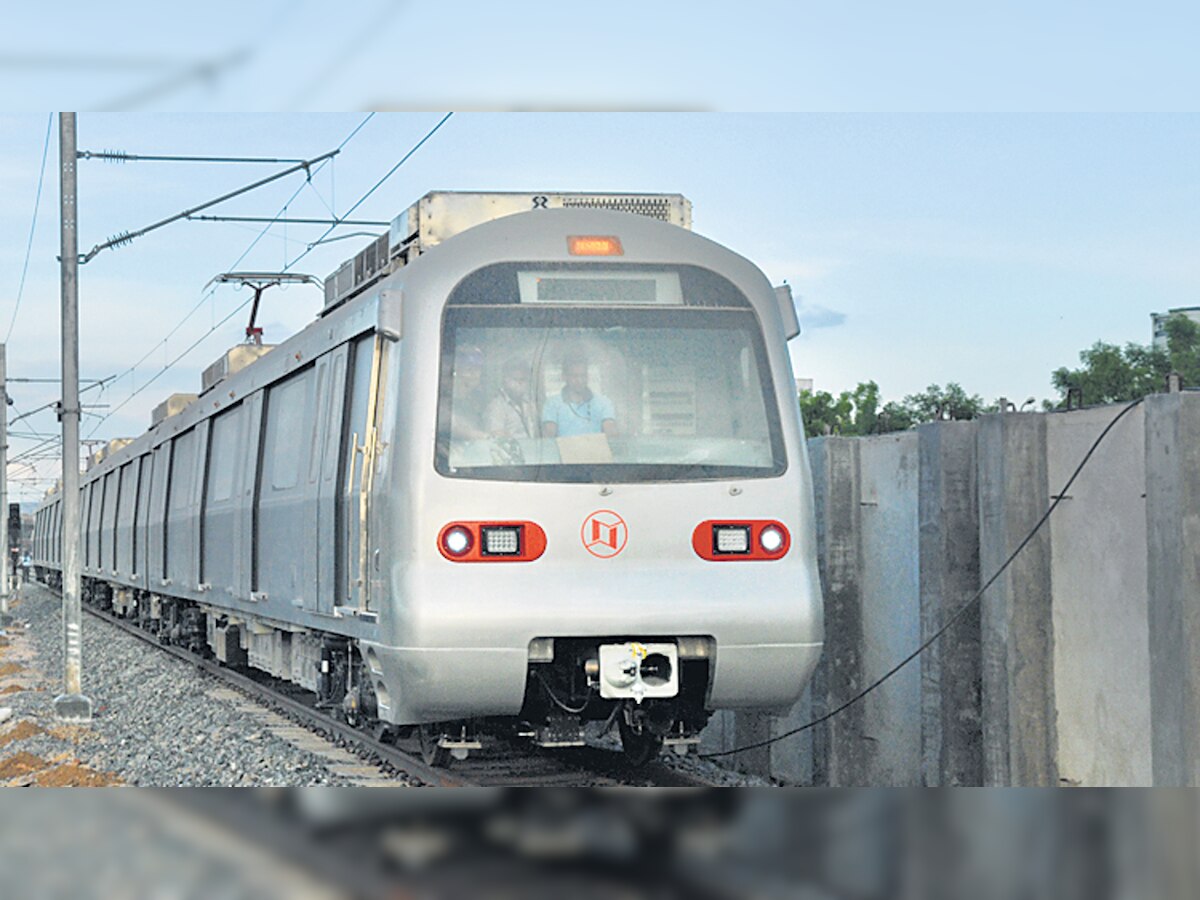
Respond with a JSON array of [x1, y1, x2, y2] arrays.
[[202, 404, 245, 598], [148, 441, 171, 589], [132, 455, 150, 589], [256, 366, 317, 610], [166, 427, 200, 590], [309, 346, 348, 616], [338, 333, 385, 614]]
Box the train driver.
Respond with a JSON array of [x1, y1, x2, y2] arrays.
[[486, 357, 538, 438], [541, 351, 617, 438], [449, 345, 489, 440]]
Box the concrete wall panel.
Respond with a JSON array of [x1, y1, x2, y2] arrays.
[[977, 413, 1056, 786], [1146, 393, 1200, 785], [807, 437, 866, 785], [1046, 404, 1150, 786], [918, 420, 982, 786], [857, 432, 921, 785]]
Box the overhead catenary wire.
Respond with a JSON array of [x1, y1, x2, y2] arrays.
[[187, 215, 389, 226], [700, 396, 1146, 761], [80, 148, 341, 264], [72, 113, 448, 453], [10, 378, 113, 429], [85, 296, 257, 436], [82, 114, 376, 440], [6, 113, 54, 344], [284, 112, 453, 274], [79, 151, 312, 164]]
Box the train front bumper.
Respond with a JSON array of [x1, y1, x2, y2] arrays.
[[358, 638, 823, 726]]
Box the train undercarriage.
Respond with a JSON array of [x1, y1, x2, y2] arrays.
[[59, 573, 710, 767]]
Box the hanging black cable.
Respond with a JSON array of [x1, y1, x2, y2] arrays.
[[701, 396, 1146, 760]]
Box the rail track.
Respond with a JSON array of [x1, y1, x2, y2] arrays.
[[73, 595, 720, 787]]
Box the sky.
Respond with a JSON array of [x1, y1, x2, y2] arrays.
[[1, 112, 1197, 501]]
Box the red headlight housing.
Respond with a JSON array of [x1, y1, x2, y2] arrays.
[[438, 521, 547, 563], [692, 520, 790, 561]]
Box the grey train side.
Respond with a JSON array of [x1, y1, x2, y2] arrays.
[[33, 208, 823, 762]]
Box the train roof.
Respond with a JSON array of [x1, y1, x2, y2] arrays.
[[321, 191, 691, 315]]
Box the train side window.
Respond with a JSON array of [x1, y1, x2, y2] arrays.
[[169, 432, 197, 512], [344, 335, 374, 453], [208, 405, 243, 503], [117, 458, 140, 576], [106, 469, 121, 570], [86, 481, 99, 567], [133, 455, 150, 576], [307, 364, 327, 485], [264, 370, 312, 492]]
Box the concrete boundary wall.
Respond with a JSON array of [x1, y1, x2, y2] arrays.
[[703, 398, 1193, 785]]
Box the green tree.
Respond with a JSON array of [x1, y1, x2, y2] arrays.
[[877, 400, 918, 432], [799, 380, 918, 437], [1050, 313, 1200, 406], [799, 380, 1001, 439], [1164, 313, 1200, 386], [902, 383, 986, 421], [798, 388, 854, 437], [1051, 341, 1166, 405]]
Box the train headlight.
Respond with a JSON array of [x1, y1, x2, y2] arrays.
[[442, 526, 473, 557], [759, 525, 785, 554], [481, 525, 521, 556], [713, 525, 751, 555]]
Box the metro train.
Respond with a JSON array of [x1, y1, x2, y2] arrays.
[[32, 192, 824, 765]]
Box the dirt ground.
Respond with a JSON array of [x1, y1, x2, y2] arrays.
[[0, 592, 123, 787]]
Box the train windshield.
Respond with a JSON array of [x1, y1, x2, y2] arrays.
[[436, 264, 787, 483]]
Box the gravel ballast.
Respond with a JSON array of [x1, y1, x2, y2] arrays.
[[0, 582, 413, 787]]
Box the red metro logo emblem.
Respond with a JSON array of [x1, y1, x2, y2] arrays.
[[581, 509, 628, 559]]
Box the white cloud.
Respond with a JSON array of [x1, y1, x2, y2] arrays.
[[798, 305, 848, 330]]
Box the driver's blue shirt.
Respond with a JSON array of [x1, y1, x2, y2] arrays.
[[541, 389, 615, 437]]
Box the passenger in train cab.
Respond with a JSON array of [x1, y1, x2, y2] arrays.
[[449, 345, 489, 440], [541, 351, 617, 438], [486, 357, 537, 438]]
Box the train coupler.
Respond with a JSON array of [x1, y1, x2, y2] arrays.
[[662, 721, 702, 757], [440, 722, 483, 761], [533, 712, 586, 749]]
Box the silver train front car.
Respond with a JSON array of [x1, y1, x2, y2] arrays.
[[32, 198, 823, 765]]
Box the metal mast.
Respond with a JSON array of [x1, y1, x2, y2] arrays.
[[0, 344, 8, 628], [54, 112, 91, 723]]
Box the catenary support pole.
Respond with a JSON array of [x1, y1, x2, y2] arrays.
[[54, 112, 91, 723], [0, 343, 9, 629]]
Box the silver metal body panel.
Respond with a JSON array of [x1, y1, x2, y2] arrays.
[[35, 206, 824, 727]]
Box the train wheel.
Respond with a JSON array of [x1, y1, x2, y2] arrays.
[[618, 717, 663, 767], [420, 723, 450, 768]]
